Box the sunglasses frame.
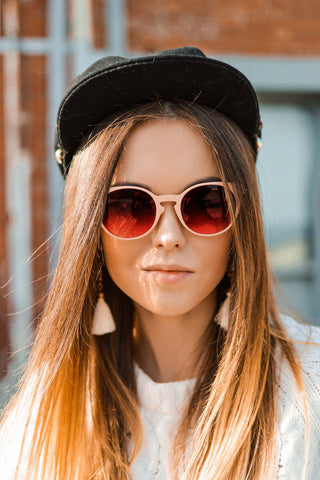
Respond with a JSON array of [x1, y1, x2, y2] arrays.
[[101, 181, 236, 240]]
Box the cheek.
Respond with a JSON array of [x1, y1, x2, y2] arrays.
[[198, 232, 232, 283], [101, 231, 141, 294]]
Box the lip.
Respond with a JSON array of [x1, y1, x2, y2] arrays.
[[142, 264, 193, 273], [141, 264, 194, 284]]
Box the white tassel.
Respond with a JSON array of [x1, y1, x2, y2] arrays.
[[215, 293, 230, 330], [92, 297, 116, 335]]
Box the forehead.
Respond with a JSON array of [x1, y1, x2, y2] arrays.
[[111, 119, 220, 194]]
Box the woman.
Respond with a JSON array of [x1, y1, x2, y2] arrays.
[[1, 47, 319, 480]]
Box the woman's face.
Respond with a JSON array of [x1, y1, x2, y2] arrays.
[[101, 119, 232, 317]]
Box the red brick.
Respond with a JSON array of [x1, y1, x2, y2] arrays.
[[90, 0, 108, 49], [19, 0, 47, 37], [127, 0, 320, 56], [20, 55, 49, 322]]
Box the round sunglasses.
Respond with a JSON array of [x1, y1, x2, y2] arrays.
[[101, 182, 236, 240]]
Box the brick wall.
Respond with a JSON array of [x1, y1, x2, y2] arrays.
[[1, 0, 320, 380], [19, 0, 47, 37], [127, 0, 320, 56], [18, 2, 48, 319], [20, 54, 48, 322], [90, 0, 108, 49], [0, 0, 48, 380]]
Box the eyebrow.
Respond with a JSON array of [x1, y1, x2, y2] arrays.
[[185, 176, 222, 189], [111, 176, 222, 192]]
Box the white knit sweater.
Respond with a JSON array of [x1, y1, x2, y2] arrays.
[[1, 316, 319, 479], [131, 315, 320, 480]]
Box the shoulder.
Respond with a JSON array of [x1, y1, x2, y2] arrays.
[[277, 314, 320, 406], [279, 313, 320, 344], [275, 315, 320, 478], [278, 314, 320, 399]]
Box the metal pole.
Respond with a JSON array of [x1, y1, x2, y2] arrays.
[[47, 0, 67, 267], [71, 0, 92, 75], [107, 0, 127, 55]]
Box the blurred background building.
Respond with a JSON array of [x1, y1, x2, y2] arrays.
[[0, 0, 320, 406]]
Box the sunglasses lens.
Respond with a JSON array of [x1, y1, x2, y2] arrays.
[[103, 189, 156, 238], [181, 185, 231, 234]]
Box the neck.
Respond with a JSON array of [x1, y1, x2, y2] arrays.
[[133, 293, 217, 383]]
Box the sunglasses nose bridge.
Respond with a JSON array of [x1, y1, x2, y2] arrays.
[[157, 195, 181, 220], [158, 200, 178, 209], [157, 193, 179, 205], [155, 194, 178, 217]]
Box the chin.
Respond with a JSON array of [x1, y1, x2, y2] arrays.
[[137, 295, 214, 318], [148, 305, 195, 317]]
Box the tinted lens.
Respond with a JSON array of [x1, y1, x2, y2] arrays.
[[103, 188, 156, 238], [181, 185, 231, 234]]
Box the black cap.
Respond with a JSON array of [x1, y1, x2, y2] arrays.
[[55, 46, 262, 177]]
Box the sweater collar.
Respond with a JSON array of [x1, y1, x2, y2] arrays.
[[134, 362, 196, 414]]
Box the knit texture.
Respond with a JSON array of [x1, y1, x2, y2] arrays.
[[131, 315, 320, 479], [1, 316, 319, 479]]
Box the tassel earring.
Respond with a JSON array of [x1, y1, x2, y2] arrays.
[[92, 268, 116, 335], [215, 292, 230, 331]]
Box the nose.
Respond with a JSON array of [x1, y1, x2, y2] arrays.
[[152, 203, 186, 250]]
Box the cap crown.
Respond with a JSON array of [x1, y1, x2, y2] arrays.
[[55, 46, 261, 176]]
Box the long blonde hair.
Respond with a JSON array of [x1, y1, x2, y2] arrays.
[[0, 101, 303, 480]]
